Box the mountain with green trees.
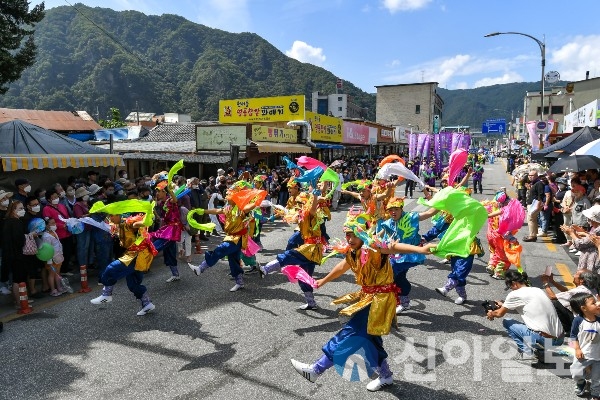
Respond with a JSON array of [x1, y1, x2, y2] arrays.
[[1, 3, 555, 129]]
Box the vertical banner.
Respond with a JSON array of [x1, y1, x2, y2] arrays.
[[423, 134, 431, 159], [527, 121, 539, 151], [408, 133, 417, 161], [545, 120, 555, 147], [416, 134, 426, 158], [434, 134, 442, 168]]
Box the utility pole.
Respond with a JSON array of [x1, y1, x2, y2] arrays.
[[136, 100, 140, 126]]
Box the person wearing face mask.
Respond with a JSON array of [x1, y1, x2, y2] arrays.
[[1, 201, 32, 307], [43, 188, 75, 275], [0, 190, 14, 294], [472, 162, 484, 194], [13, 178, 32, 203], [53, 183, 73, 217], [188, 177, 209, 242], [118, 170, 128, 180], [73, 187, 93, 275], [41, 218, 66, 296], [34, 188, 48, 207], [65, 186, 77, 213]]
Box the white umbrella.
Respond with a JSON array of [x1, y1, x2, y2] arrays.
[[572, 137, 600, 157]]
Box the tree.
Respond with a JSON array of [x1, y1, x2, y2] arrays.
[[99, 107, 128, 128], [0, 1, 45, 94]]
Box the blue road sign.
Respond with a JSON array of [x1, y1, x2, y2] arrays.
[[482, 118, 506, 134]]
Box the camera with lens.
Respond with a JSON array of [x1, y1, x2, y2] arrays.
[[575, 204, 584, 212], [481, 300, 500, 313]]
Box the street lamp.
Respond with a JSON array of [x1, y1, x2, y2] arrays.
[[484, 31, 545, 149]]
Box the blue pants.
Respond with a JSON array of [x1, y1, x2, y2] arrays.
[[422, 223, 450, 242], [276, 250, 316, 293], [448, 255, 474, 287], [152, 238, 178, 267], [322, 306, 387, 366], [93, 233, 113, 284], [286, 231, 304, 250], [391, 262, 418, 296], [502, 318, 563, 353], [76, 229, 92, 266], [100, 259, 146, 299], [205, 240, 243, 278]]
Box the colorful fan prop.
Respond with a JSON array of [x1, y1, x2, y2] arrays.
[[376, 163, 424, 187], [379, 155, 404, 167], [186, 209, 216, 232], [281, 265, 318, 288], [89, 199, 156, 227], [296, 156, 328, 171], [447, 148, 468, 186]]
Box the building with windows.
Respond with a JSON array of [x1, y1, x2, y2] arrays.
[[311, 92, 367, 119], [375, 82, 443, 133]]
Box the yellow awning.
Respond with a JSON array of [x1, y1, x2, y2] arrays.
[[251, 141, 311, 154], [0, 154, 125, 172]]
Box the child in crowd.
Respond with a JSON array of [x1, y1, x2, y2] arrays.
[[569, 292, 600, 399], [42, 217, 65, 296]]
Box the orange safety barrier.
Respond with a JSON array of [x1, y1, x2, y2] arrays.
[[79, 265, 92, 293], [195, 235, 203, 254], [17, 282, 32, 314]]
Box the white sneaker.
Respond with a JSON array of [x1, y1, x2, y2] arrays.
[[0, 286, 11, 295], [188, 262, 201, 276], [298, 303, 319, 310], [291, 359, 318, 383], [575, 251, 582, 256], [455, 297, 465, 305], [441, 259, 450, 264], [137, 302, 155, 316], [366, 375, 393, 391], [229, 283, 244, 292], [259, 264, 267, 279], [166, 275, 181, 283], [395, 304, 410, 314], [435, 287, 448, 297], [90, 295, 112, 305]]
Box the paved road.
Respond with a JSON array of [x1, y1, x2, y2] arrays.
[[0, 160, 579, 399]]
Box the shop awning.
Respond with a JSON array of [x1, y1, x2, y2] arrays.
[[1, 154, 124, 172], [251, 141, 311, 153], [314, 142, 344, 149]]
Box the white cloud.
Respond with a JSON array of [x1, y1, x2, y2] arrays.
[[382, 0, 432, 13], [551, 35, 600, 81], [195, 0, 251, 33], [285, 41, 326, 66], [473, 72, 524, 88], [452, 82, 469, 90], [388, 59, 401, 67]]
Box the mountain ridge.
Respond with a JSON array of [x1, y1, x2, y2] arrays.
[[1, 4, 552, 130]]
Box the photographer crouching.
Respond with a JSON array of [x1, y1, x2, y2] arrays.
[[485, 270, 564, 363]]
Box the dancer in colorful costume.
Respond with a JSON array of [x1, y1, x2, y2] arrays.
[[89, 199, 158, 316], [260, 191, 325, 310], [341, 179, 394, 227], [418, 186, 489, 305], [284, 178, 305, 250], [290, 212, 433, 391], [484, 190, 525, 280], [151, 179, 184, 282], [378, 197, 439, 313], [422, 162, 437, 187], [188, 182, 266, 292]]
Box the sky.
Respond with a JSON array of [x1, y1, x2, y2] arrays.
[[32, 0, 600, 93]]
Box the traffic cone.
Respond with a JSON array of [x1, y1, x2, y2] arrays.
[[79, 265, 92, 293], [17, 283, 32, 314], [195, 235, 203, 254]]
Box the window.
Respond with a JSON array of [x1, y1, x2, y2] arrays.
[[415, 105, 420, 114], [551, 105, 564, 115], [338, 107, 342, 111], [338, 96, 343, 101]]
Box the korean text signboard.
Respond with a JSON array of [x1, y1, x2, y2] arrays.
[[306, 111, 342, 143], [219, 95, 305, 123], [251, 125, 297, 143], [196, 125, 247, 151]]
